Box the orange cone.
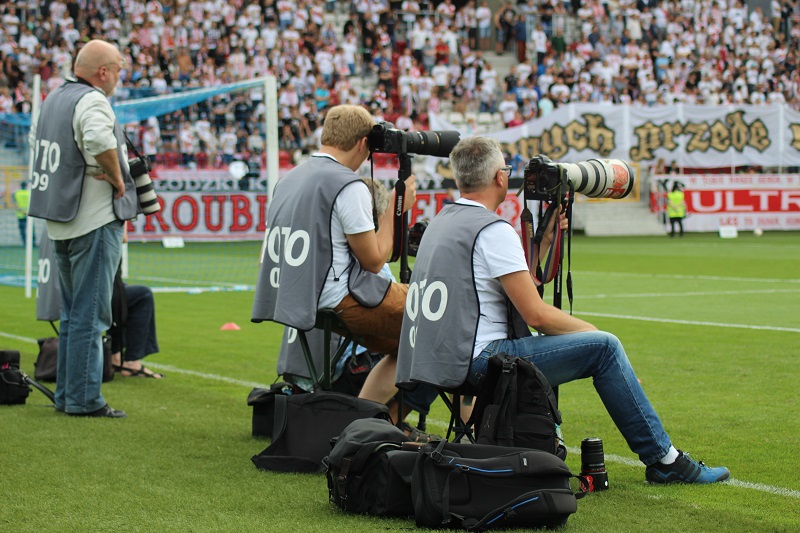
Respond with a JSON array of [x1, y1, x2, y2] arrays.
[[220, 322, 241, 330]]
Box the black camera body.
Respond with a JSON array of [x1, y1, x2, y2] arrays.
[[524, 155, 568, 204], [128, 156, 152, 178], [407, 219, 428, 257], [524, 154, 636, 206], [367, 122, 460, 158]]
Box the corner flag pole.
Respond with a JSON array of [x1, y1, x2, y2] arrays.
[[265, 76, 279, 209], [24, 74, 42, 299]]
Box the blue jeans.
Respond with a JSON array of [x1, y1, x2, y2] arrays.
[[53, 221, 123, 413], [469, 331, 672, 466], [114, 284, 159, 362]]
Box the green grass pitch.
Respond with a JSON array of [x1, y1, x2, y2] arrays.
[[1, 232, 799, 532]]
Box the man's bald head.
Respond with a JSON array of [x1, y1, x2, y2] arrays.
[[73, 40, 124, 96], [74, 40, 121, 76]]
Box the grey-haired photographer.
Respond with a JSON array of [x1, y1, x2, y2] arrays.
[[397, 135, 730, 485]]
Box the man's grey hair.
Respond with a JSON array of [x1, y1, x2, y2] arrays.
[[449, 136, 505, 193]]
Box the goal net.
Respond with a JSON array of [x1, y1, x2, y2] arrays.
[[0, 75, 279, 294]]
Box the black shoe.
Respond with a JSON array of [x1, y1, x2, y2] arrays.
[[66, 404, 127, 418]]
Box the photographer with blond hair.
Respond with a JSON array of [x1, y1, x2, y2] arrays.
[[253, 104, 433, 422]]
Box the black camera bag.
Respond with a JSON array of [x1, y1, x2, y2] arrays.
[[251, 391, 390, 473], [325, 418, 417, 517], [247, 382, 296, 437], [471, 354, 567, 459], [34, 336, 114, 383], [412, 439, 586, 531], [33, 337, 58, 382], [1, 350, 30, 405]]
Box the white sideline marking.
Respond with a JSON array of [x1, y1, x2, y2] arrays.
[[0, 331, 40, 343], [150, 286, 255, 294], [142, 362, 271, 389], [5, 330, 799, 499], [580, 288, 800, 300], [574, 312, 800, 333], [578, 271, 800, 284], [414, 419, 800, 499]]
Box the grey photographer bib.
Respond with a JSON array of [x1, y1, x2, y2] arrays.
[[277, 326, 340, 384], [28, 80, 138, 223], [397, 203, 529, 390], [35, 228, 61, 322], [251, 156, 390, 331]]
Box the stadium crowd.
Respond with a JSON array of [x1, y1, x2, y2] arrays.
[[1, 0, 799, 169]]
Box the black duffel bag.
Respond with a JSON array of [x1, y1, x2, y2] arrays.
[[247, 382, 296, 438], [251, 391, 390, 473], [413, 439, 587, 531], [325, 418, 416, 517]]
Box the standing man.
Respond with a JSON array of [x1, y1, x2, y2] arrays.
[[398, 137, 730, 484], [28, 40, 139, 418], [12, 181, 31, 246], [252, 104, 424, 417]]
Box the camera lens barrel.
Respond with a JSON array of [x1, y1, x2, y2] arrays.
[[580, 437, 609, 492]]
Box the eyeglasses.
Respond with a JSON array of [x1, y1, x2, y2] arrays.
[[103, 61, 126, 73], [500, 165, 512, 176]]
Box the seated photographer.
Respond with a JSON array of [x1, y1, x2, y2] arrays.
[[252, 104, 424, 422], [275, 178, 397, 395], [109, 228, 163, 379], [109, 274, 163, 379], [397, 136, 730, 485]]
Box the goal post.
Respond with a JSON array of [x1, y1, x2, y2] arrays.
[[14, 75, 279, 297]]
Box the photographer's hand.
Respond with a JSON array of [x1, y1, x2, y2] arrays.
[[537, 209, 567, 264], [94, 148, 125, 199], [402, 174, 417, 213]]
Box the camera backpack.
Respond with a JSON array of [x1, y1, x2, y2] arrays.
[[325, 418, 417, 517], [1, 350, 30, 405], [1, 350, 55, 405], [251, 390, 390, 473], [412, 439, 586, 531], [471, 354, 567, 459]]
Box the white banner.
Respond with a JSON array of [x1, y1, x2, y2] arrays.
[[429, 104, 800, 169], [651, 174, 800, 232]]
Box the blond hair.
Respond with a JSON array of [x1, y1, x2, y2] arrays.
[[320, 105, 375, 151]]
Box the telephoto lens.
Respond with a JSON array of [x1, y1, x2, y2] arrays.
[[580, 437, 609, 492]]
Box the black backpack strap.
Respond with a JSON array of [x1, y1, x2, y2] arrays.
[[466, 490, 540, 531], [22, 373, 54, 403], [251, 395, 322, 473], [336, 441, 400, 507], [272, 393, 289, 441], [493, 356, 518, 445]]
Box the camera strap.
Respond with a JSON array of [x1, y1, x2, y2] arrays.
[[565, 185, 575, 315], [520, 206, 535, 275], [531, 202, 563, 286], [122, 130, 145, 161], [389, 178, 406, 263]]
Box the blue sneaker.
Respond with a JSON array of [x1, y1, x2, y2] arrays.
[[645, 450, 730, 484]]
